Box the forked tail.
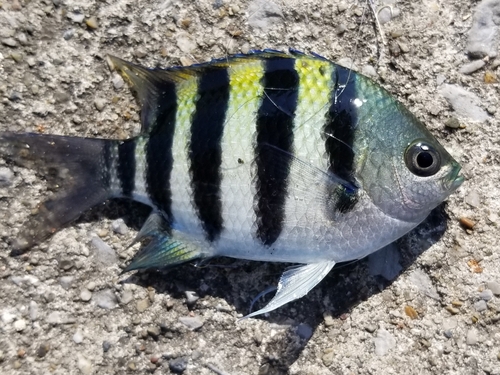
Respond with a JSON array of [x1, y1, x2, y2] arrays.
[[0, 132, 119, 253]]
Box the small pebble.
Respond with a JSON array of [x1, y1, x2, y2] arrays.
[[111, 219, 128, 235], [11, 52, 23, 62], [86, 281, 96, 291], [29, 301, 38, 321], [63, 29, 75, 40], [120, 290, 134, 305], [102, 341, 112, 352], [459, 217, 475, 230], [465, 190, 481, 208], [179, 316, 203, 330], [94, 98, 107, 111], [0, 167, 13, 187], [137, 298, 151, 313], [91, 236, 118, 266], [474, 300, 488, 312], [487, 281, 500, 296], [77, 354, 92, 375], [374, 329, 396, 356], [14, 319, 26, 332], [112, 73, 124, 90], [36, 342, 50, 358], [147, 326, 161, 339], [184, 291, 199, 306], [73, 330, 84, 344], [169, 357, 188, 374], [59, 276, 74, 290], [323, 312, 335, 327], [95, 289, 118, 309], [69, 12, 85, 23], [466, 329, 478, 345], [459, 60, 486, 75], [446, 306, 459, 315], [85, 17, 99, 29], [444, 117, 460, 129], [59, 259, 74, 271], [322, 348, 334, 367], [80, 289, 92, 302], [479, 289, 494, 301], [2, 38, 18, 47]]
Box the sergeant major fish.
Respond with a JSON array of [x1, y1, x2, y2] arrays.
[[0, 50, 463, 318]]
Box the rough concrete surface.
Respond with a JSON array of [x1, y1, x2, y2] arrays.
[[0, 1, 499, 374]]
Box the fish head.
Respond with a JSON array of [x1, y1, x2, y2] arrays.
[[359, 107, 464, 224]]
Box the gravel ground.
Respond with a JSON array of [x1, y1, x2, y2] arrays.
[[1, 0, 499, 374]]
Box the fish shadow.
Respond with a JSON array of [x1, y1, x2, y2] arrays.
[[112, 202, 449, 374]]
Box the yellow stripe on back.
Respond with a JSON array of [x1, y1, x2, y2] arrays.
[[170, 74, 205, 237], [218, 59, 265, 244], [293, 57, 334, 171]]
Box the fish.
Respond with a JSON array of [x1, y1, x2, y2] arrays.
[[0, 49, 463, 318]]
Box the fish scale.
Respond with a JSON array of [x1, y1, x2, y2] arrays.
[[0, 50, 463, 318]]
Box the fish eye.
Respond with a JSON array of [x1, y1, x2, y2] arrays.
[[404, 141, 441, 177]]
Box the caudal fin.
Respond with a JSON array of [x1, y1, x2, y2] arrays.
[[0, 132, 118, 253]]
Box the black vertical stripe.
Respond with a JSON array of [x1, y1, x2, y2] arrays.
[[101, 141, 112, 189], [254, 57, 299, 246], [189, 68, 229, 242], [118, 139, 136, 197], [146, 81, 177, 226], [324, 66, 359, 213]]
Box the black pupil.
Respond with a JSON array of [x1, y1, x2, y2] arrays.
[[416, 151, 433, 169]]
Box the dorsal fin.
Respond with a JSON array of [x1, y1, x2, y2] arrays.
[[107, 55, 196, 134]]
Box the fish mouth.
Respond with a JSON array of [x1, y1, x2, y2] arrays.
[[446, 163, 464, 191]]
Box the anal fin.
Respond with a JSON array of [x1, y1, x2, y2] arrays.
[[243, 261, 336, 319], [123, 213, 203, 273]]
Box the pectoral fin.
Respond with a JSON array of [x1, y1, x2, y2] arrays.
[[243, 261, 336, 319], [123, 213, 203, 273]]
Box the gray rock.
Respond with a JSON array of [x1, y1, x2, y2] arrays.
[[94, 97, 107, 111], [59, 276, 74, 290], [0, 167, 13, 187], [480, 289, 494, 301], [69, 12, 85, 24], [442, 317, 458, 331], [378, 7, 401, 24], [14, 319, 26, 332], [63, 29, 75, 40], [102, 341, 111, 352], [112, 73, 124, 90], [53, 90, 71, 104], [111, 219, 128, 235], [247, 0, 283, 30], [176, 35, 196, 54], [368, 242, 402, 281], [29, 301, 38, 321], [408, 269, 440, 300], [465, 190, 481, 208], [120, 290, 134, 305], [179, 316, 204, 330], [95, 289, 118, 309], [73, 330, 84, 344], [169, 357, 188, 373], [466, 329, 479, 345], [16, 32, 27, 45], [439, 84, 489, 122], [459, 60, 486, 74], [8, 90, 22, 101], [80, 289, 92, 302], [77, 354, 92, 375], [486, 281, 500, 295], [136, 297, 151, 312], [467, 0, 500, 58], [184, 291, 199, 305], [91, 235, 118, 266], [374, 329, 396, 356], [1, 37, 18, 47], [474, 300, 488, 312]]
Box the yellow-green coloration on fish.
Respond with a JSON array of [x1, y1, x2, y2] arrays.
[[0, 50, 463, 318]]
